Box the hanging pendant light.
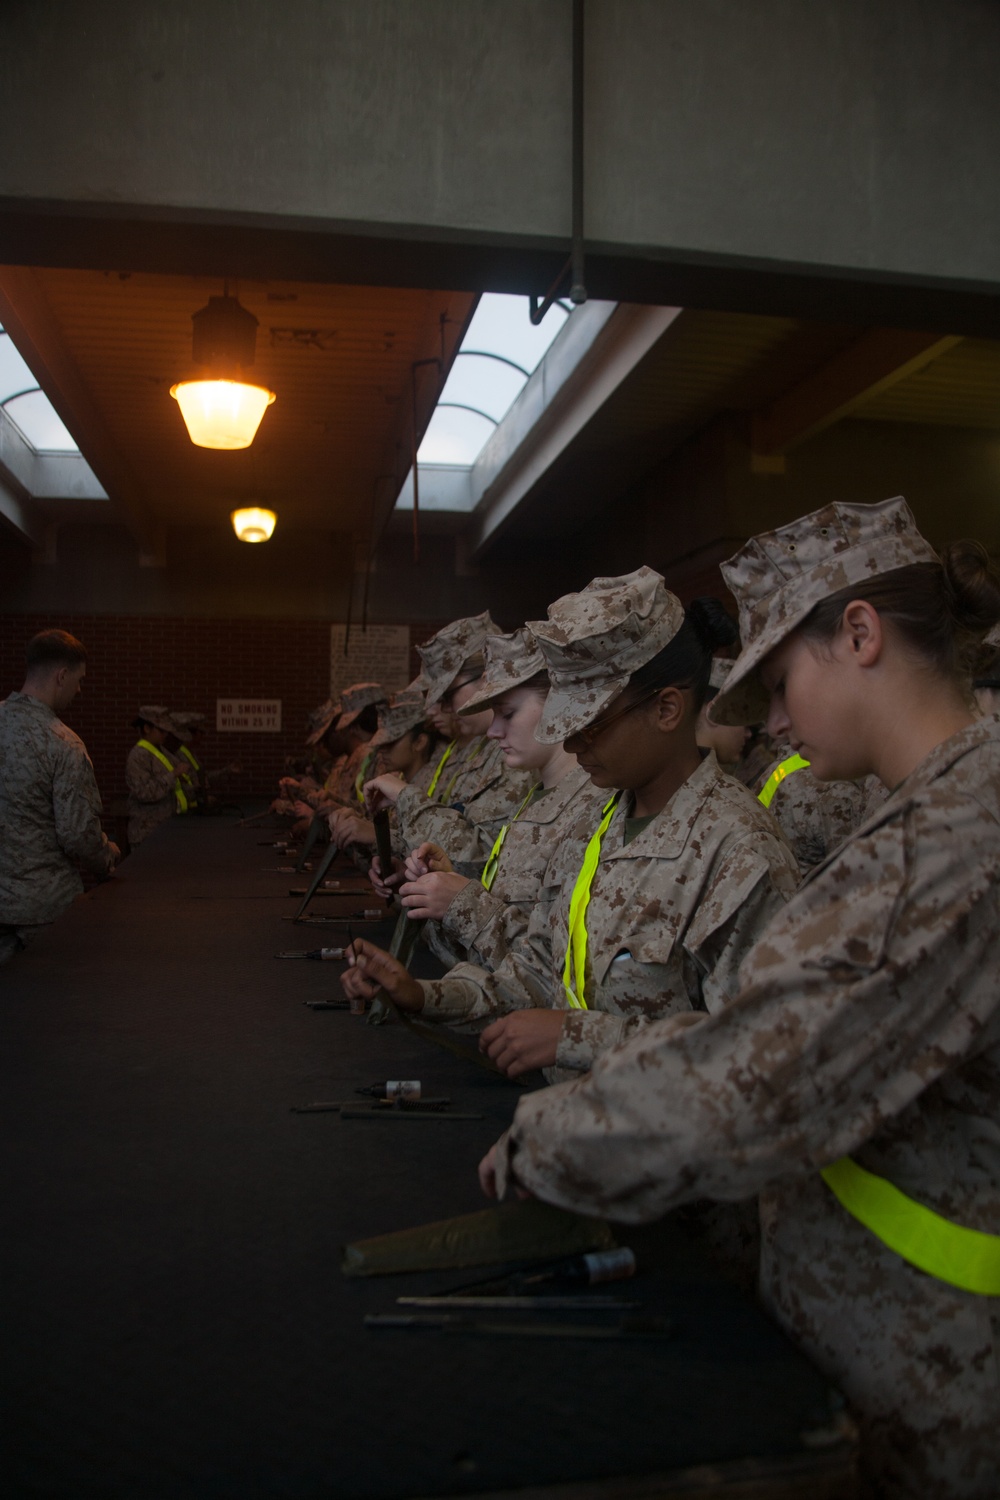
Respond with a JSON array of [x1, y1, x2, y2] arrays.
[[231, 507, 277, 543], [170, 293, 276, 450]]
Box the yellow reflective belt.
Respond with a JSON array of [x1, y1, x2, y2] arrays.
[[354, 750, 374, 806], [562, 794, 621, 1010], [481, 788, 536, 892], [758, 753, 810, 809], [426, 740, 456, 799], [441, 737, 486, 806], [138, 739, 188, 813], [180, 745, 201, 773], [821, 1156, 1000, 1296]]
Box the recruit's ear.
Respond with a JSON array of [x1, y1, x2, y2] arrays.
[[840, 600, 884, 668], [652, 684, 687, 733]]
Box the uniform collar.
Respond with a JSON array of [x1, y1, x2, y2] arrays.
[[5, 690, 55, 721], [604, 750, 723, 861], [519, 761, 594, 824]]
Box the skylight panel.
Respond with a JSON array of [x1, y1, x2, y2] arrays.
[[416, 293, 569, 469], [3, 390, 80, 453], [0, 324, 82, 454]]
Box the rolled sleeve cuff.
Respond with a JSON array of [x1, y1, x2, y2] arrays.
[[417, 977, 482, 1022], [555, 1010, 631, 1071]]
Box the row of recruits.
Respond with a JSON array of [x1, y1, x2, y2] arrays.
[[340, 496, 1000, 1499]]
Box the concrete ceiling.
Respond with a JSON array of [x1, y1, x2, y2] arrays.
[[0, 264, 473, 550]]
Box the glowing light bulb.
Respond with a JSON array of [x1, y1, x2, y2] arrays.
[[230, 507, 277, 543], [171, 379, 275, 450]]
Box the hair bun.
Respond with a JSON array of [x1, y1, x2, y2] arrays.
[[942, 541, 1000, 637], [686, 596, 739, 653]]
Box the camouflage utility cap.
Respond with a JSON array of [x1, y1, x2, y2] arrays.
[[711, 496, 939, 726], [136, 705, 174, 735], [306, 698, 340, 746], [369, 684, 427, 749], [530, 567, 685, 744], [170, 711, 206, 743], [337, 682, 387, 729], [416, 612, 501, 705], [458, 628, 547, 716]]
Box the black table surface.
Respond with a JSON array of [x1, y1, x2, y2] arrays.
[[0, 814, 854, 1499]]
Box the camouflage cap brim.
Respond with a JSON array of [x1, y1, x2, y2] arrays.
[[416, 612, 501, 706], [368, 686, 427, 748], [306, 699, 341, 745], [534, 673, 632, 744], [711, 496, 939, 727], [457, 628, 547, 716], [137, 705, 175, 735], [337, 682, 388, 729]]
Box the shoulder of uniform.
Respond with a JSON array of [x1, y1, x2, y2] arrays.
[[48, 718, 87, 754]]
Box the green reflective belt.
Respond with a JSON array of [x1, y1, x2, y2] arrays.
[[137, 739, 188, 813], [561, 794, 621, 1011], [758, 753, 810, 809], [821, 1156, 1000, 1296], [426, 740, 456, 799], [440, 737, 486, 806], [355, 750, 374, 806], [481, 788, 536, 892]]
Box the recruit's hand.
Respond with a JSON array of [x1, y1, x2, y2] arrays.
[[478, 1138, 533, 1200], [403, 842, 454, 880], [400, 871, 470, 920], [106, 841, 122, 871], [480, 1010, 566, 1077], [478, 1143, 499, 1199], [363, 773, 405, 814], [341, 938, 424, 1009], [368, 854, 406, 899], [279, 776, 300, 793], [328, 807, 375, 847], [293, 799, 316, 821]]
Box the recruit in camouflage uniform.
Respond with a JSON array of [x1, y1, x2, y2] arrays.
[[416, 570, 800, 1073], [491, 499, 1000, 1498], [306, 684, 386, 809], [0, 690, 117, 960], [419, 628, 609, 972], [393, 614, 536, 864], [125, 707, 183, 847]]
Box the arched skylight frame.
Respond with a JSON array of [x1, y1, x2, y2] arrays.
[[0, 325, 81, 454], [416, 293, 572, 468]]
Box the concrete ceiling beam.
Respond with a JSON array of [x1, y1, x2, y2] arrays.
[[466, 302, 684, 560], [751, 329, 962, 458], [0, 469, 45, 549]]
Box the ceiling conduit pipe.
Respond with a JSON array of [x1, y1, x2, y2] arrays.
[[530, 0, 588, 325]]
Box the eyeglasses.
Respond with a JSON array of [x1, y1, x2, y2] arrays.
[[571, 680, 695, 747]]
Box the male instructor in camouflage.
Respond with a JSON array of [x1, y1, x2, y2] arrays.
[[0, 629, 119, 963]]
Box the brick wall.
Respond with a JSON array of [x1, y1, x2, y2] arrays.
[[0, 614, 448, 806]]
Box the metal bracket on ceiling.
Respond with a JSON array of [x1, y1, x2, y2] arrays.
[[529, 0, 588, 327]]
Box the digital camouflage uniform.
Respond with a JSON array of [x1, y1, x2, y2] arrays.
[[756, 743, 885, 872], [0, 691, 116, 959], [438, 763, 606, 972], [419, 751, 799, 1069], [394, 736, 536, 866], [126, 707, 181, 847], [394, 614, 535, 864], [418, 571, 800, 1070], [494, 499, 1000, 1499], [429, 629, 609, 971]]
